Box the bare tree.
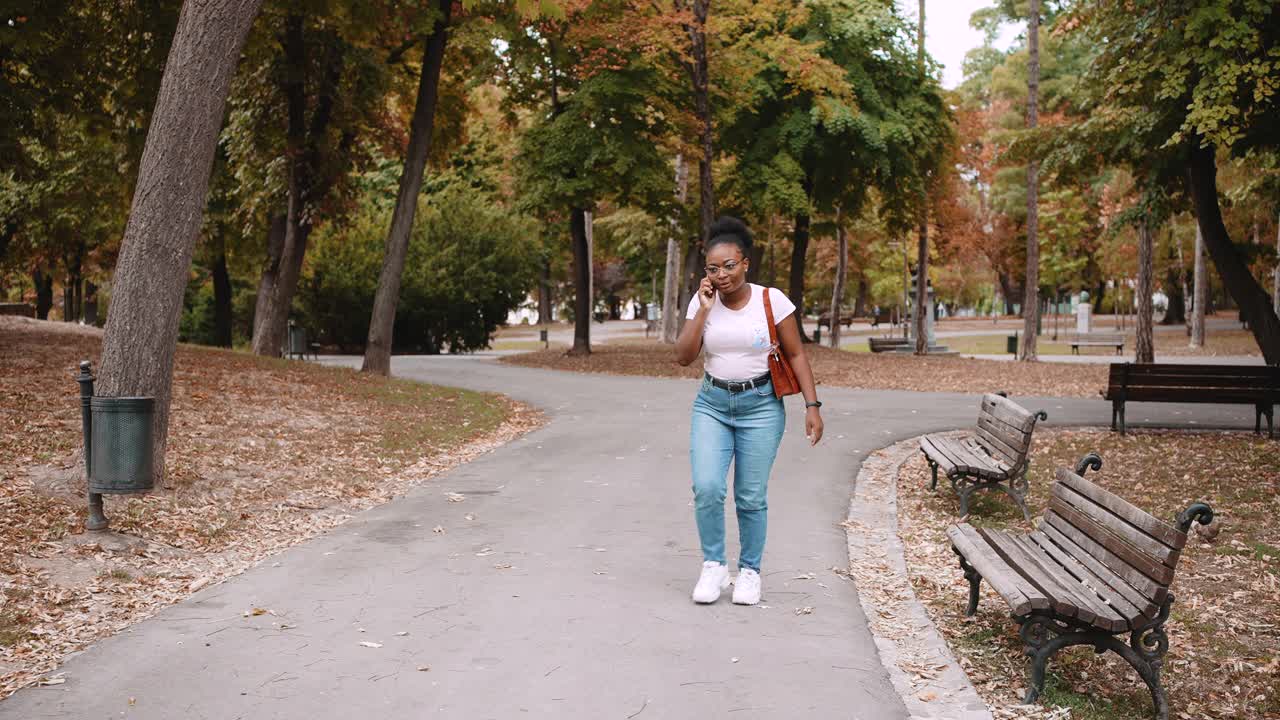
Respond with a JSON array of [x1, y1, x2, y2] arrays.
[[97, 0, 264, 482], [1019, 0, 1041, 361]]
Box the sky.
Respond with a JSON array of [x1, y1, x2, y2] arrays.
[[897, 0, 1022, 89]]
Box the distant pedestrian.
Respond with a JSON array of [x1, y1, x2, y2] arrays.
[[674, 216, 824, 605], [871, 304, 881, 328]]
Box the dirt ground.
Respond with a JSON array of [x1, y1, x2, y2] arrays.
[[0, 317, 543, 698], [896, 427, 1280, 720]]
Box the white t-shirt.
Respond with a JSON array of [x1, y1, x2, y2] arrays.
[[686, 284, 796, 381]]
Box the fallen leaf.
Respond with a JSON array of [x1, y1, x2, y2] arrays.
[[417, 666, 431, 672], [446, 493, 466, 503], [358, 641, 383, 648], [432, 526, 445, 534], [795, 606, 814, 615]]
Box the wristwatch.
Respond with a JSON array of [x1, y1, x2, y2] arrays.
[[805, 400, 823, 409]]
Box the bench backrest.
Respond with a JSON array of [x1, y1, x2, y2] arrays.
[[1073, 332, 1124, 343], [973, 393, 1041, 473], [1107, 363, 1280, 401], [1040, 467, 1188, 615]]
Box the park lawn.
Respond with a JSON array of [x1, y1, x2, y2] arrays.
[[896, 428, 1280, 720], [502, 340, 1110, 397], [0, 317, 541, 698]]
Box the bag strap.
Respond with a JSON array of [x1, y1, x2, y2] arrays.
[[762, 287, 779, 352]]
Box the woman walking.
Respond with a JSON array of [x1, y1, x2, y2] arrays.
[[675, 216, 824, 605]]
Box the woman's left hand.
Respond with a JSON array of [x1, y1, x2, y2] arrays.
[[805, 407, 824, 446]]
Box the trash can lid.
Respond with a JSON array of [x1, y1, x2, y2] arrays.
[[90, 396, 155, 411]]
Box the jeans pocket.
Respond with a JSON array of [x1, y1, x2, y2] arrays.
[[753, 381, 774, 397]]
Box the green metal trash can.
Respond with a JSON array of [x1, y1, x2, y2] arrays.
[[89, 397, 155, 494], [1007, 333, 1019, 354]]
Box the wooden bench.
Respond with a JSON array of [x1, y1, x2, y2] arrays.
[[946, 453, 1214, 719], [868, 336, 910, 353], [1104, 363, 1279, 437], [920, 393, 1047, 521], [1070, 332, 1125, 354]]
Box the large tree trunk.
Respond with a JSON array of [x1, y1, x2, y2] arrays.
[[568, 207, 591, 355], [789, 213, 811, 342], [829, 208, 847, 348], [251, 212, 287, 337], [211, 235, 233, 347], [33, 269, 53, 319], [1190, 222, 1207, 347], [1135, 219, 1155, 363], [1019, 0, 1041, 362], [97, 0, 263, 484], [362, 1, 452, 375], [661, 154, 688, 344], [1186, 144, 1280, 364]]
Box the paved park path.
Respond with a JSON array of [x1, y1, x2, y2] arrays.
[[2, 358, 1258, 720]]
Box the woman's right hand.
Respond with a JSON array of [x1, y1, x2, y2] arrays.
[[698, 277, 716, 311]]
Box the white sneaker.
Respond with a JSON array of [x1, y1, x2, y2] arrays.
[[733, 567, 762, 605], [692, 561, 730, 603]]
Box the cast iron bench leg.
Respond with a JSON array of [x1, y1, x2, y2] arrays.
[[953, 548, 982, 616]]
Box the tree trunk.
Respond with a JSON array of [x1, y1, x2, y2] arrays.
[[1175, 226, 1190, 334], [252, 14, 308, 357], [1274, 210, 1279, 317], [829, 208, 847, 348], [789, 213, 812, 342], [661, 154, 688, 343], [1136, 219, 1155, 363], [914, 212, 928, 354], [568, 207, 591, 355], [255, 14, 347, 358], [538, 257, 552, 325], [1186, 143, 1280, 364], [685, 0, 714, 247], [852, 275, 868, 318], [97, 0, 263, 484], [1019, 0, 1040, 362], [211, 235, 233, 347], [679, 239, 700, 333], [252, 212, 287, 337], [84, 281, 99, 326], [913, 0, 928, 355], [1190, 222, 1207, 348], [33, 270, 53, 319], [362, 1, 452, 375], [1162, 227, 1185, 325]]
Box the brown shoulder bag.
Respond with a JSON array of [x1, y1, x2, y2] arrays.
[[762, 288, 801, 399]]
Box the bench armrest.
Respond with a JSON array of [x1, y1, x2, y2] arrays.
[[1175, 502, 1214, 533], [1073, 452, 1102, 476]]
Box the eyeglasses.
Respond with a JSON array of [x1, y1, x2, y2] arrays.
[[705, 260, 742, 276]]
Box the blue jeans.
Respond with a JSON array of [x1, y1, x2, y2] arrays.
[[690, 375, 786, 572]]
